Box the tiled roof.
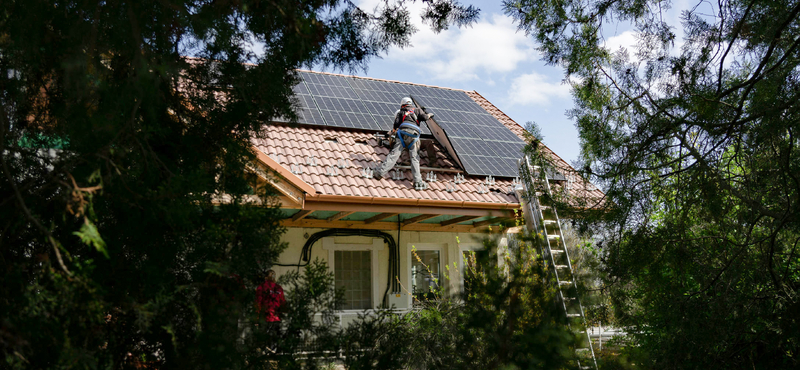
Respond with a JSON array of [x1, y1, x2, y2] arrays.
[[252, 125, 519, 204], [253, 71, 605, 208]]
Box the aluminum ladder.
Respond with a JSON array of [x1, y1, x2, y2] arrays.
[[518, 155, 598, 370]]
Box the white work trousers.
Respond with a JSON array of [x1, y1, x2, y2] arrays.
[[375, 128, 423, 184]]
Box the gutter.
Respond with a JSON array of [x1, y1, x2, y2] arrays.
[[306, 193, 519, 211]]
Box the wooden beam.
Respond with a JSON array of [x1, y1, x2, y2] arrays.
[[401, 214, 438, 226], [281, 218, 510, 233], [291, 210, 314, 221], [251, 147, 316, 195], [440, 215, 480, 227], [472, 217, 509, 227], [364, 213, 397, 224], [327, 211, 354, 222]]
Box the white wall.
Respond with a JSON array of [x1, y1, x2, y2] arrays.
[[272, 227, 506, 309]]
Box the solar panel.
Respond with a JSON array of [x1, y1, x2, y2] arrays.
[[354, 89, 397, 104], [291, 71, 526, 177], [296, 94, 317, 109], [314, 97, 366, 113], [304, 83, 360, 99], [321, 111, 380, 130], [430, 109, 461, 122], [469, 126, 519, 141], [485, 140, 526, 158], [301, 72, 350, 87], [292, 82, 310, 95], [485, 127, 523, 142], [361, 101, 396, 116], [275, 108, 326, 126], [439, 89, 474, 102], [436, 121, 474, 138]]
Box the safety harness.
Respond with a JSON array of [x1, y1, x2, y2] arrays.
[[397, 109, 421, 149]]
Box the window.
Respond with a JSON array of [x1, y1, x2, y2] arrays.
[[411, 250, 441, 303], [323, 238, 383, 311], [334, 250, 372, 310]]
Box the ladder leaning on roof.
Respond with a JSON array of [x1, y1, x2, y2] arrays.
[[517, 155, 598, 370]]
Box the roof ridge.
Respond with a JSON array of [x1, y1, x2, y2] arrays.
[[295, 69, 472, 93]]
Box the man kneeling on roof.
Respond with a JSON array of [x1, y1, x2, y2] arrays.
[[374, 97, 433, 188]]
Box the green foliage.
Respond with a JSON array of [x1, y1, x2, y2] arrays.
[[339, 309, 410, 370], [0, 0, 478, 368], [400, 235, 582, 370], [505, 0, 800, 367]]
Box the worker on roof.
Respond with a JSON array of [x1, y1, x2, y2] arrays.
[[374, 97, 433, 188]]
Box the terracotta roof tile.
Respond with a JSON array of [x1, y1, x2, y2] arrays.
[[366, 186, 382, 198], [253, 121, 521, 206]]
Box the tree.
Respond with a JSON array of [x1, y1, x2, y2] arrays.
[[0, 0, 477, 368], [504, 0, 800, 367], [399, 235, 582, 370]]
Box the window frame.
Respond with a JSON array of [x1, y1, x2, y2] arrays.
[[322, 237, 384, 311], [406, 243, 447, 307]]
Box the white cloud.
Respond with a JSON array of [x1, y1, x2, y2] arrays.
[[604, 30, 638, 54], [411, 14, 536, 81], [354, 0, 537, 81], [506, 73, 571, 106]]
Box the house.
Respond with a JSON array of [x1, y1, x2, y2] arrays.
[[248, 70, 603, 324]]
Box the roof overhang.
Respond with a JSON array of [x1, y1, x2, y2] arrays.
[[250, 145, 520, 232], [304, 194, 516, 216], [249, 147, 316, 206]]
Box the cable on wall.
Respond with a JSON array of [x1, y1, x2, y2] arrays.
[[272, 228, 400, 308]]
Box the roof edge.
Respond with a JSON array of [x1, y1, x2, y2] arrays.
[[252, 147, 317, 195], [306, 193, 519, 210]]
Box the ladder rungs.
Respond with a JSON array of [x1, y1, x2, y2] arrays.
[[551, 249, 565, 253], [547, 234, 560, 239], [543, 220, 557, 225], [567, 313, 582, 318], [555, 264, 569, 269], [559, 281, 572, 286]]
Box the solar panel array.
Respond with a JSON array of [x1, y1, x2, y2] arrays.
[[288, 71, 526, 177]]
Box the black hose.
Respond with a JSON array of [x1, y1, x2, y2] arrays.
[[396, 218, 401, 292], [273, 228, 399, 308]]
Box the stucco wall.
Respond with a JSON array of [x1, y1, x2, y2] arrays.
[[272, 227, 507, 310]]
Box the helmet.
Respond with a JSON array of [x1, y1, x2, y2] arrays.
[[400, 97, 413, 106]]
